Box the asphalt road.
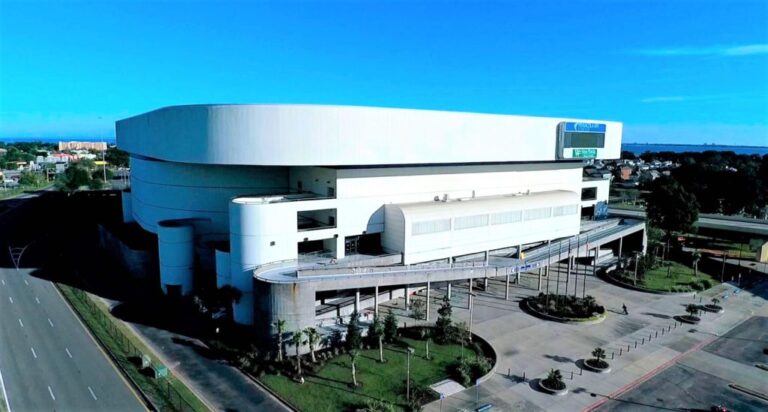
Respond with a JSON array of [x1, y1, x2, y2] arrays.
[[609, 207, 768, 236], [0, 192, 145, 412]]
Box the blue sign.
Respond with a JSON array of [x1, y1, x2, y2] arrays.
[[564, 122, 606, 133]]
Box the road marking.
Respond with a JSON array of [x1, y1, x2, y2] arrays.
[[30, 347, 37, 359], [35, 297, 40, 304], [48, 318, 54, 327], [1, 279, 4, 286], [8, 296, 12, 304], [47, 386, 55, 401], [18, 319, 23, 328], [87, 386, 98, 401], [65, 348, 73, 358], [23, 279, 28, 286], [0, 365, 12, 412]]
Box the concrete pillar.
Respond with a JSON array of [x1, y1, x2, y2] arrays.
[[468, 278, 473, 309], [537, 267, 542, 291], [447, 282, 452, 300], [483, 278, 488, 291], [405, 285, 410, 306], [566, 254, 572, 292], [426, 281, 431, 321], [253, 280, 317, 348], [355, 289, 360, 313], [515, 267, 520, 285], [505, 270, 510, 300], [374, 285, 379, 316], [618, 236, 624, 267]]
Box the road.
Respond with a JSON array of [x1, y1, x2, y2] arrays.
[[0, 192, 145, 412], [609, 207, 768, 236]]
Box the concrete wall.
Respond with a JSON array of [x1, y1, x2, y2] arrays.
[[97, 225, 158, 280], [157, 220, 195, 295]]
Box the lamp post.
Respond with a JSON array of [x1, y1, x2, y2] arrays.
[[468, 292, 476, 342], [406, 347, 415, 401]]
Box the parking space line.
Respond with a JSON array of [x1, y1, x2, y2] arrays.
[[23, 279, 28, 286], [8, 296, 12, 304], [47, 386, 55, 401], [35, 297, 40, 304], [18, 319, 23, 328], [30, 347, 37, 359], [48, 318, 54, 328], [88, 386, 98, 401], [65, 348, 73, 358]]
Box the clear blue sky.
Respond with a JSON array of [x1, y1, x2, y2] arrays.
[[1, 0, 767, 145]]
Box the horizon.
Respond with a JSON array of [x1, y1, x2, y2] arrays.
[[1, 1, 767, 145]]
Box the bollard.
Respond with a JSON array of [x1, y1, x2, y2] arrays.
[[508, 368, 511, 377], [523, 371, 526, 381], [620, 348, 623, 356], [612, 351, 615, 360], [635, 340, 637, 348], [656, 331, 658, 338], [570, 371, 573, 380], [662, 329, 665, 336], [580, 367, 583, 376], [642, 338, 644, 344]]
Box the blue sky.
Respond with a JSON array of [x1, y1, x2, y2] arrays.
[[1, 0, 766, 145]]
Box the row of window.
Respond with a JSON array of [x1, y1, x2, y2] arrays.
[[411, 204, 579, 236]]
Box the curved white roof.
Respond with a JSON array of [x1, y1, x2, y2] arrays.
[[116, 104, 622, 166]]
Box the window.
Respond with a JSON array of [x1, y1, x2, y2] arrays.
[[327, 187, 335, 197], [553, 204, 579, 217], [412, 219, 451, 235], [581, 187, 597, 201], [524, 207, 552, 221], [454, 214, 489, 230], [491, 210, 522, 225]]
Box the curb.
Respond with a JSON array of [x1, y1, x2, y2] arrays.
[[521, 298, 607, 325]]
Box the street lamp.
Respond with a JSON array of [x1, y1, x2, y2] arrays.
[[406, 347, 415, 401], [468, 292, 476, 342]]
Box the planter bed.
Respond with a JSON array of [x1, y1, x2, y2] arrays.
[[538, 379, 568, 396], [700, 304, 724, 314], [523, 297, 606, 325], [582, 359, 611, 374], [676, 315, 701, 324]]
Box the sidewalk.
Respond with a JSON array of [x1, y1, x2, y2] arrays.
[[418, 263, 767, 412]]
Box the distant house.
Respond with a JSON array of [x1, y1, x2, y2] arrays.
[[619, 165, 633, 181]]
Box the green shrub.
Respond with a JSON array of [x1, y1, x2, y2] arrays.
[[701, 279, 713, 289]]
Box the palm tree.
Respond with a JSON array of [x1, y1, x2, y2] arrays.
[[685, 303, 699, 318], [273, 319, 286, 362], [692, 250, 702, 277], [544, 368, 565, 389], [305, 327, 321, 363], [292, 329, 305, 378], [711, 297, 720, 307], [349, 349, 360, 387], [591, 347, 607, 367]]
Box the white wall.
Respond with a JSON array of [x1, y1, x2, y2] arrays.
[[117, 104, 622, 166], [581, 178, 611, 207]]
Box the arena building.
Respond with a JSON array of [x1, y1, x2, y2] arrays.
[[116, 104, 644, 341]]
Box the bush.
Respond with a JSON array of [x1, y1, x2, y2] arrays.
[[363, 399, 397, 412], [701, 279, 713, 289], [448, 357, 491, 387], [690, 282, 704, 291]]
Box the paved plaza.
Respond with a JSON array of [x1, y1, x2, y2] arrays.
[[377, 262, 768, 412]]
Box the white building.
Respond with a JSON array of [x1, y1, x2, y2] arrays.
[[117, 104, 637, 339]]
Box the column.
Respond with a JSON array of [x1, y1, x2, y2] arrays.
[[537, 267, 542, 291], [618, 237, 624, 268], [426, 281, 431, 321], [355, 289, 360, 313], [468, 278, 473, 309], [374, 285, 379, 317], [516, 267, 520, 285], [505, 269, 510, 300], [483, 278, 488, 291], [566, 254, 572, 292], [404, 285, 410, 306], [447, 282, 452, 300]]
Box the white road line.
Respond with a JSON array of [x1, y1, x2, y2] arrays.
[[23, 279, 28, 286], [35, 297, 40, 304], [47, 318, 54, 328], [47, 385, 55, 401], [8, 296, 12, 304], [87, 386, 98, 401], [18, 319, 23, 328], [65, 348, 73, 358], [0, 365, 12, 412], [30, 347, 37, 359]]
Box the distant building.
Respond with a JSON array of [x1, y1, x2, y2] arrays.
[[619, 165, 633, 181], [58, 141, 108, 151]]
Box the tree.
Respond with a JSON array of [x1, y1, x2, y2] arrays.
[[18, 171, 43, 186], [346, 310, 362, 350], [411, 297, 425, 320], [383, 310, 398, 343], [105, 147, 130, 168], [305, 327, 321, 363], [685, 303, 699, 318], [646, 176, 699, 255], [591, 347, 607, 368], [544, 368, 565, 390], [711, 297, 720, 307], [55, 165, 92, 193], [273, 319, 287, 362], [435, 295, 453, 343], [691, 250, 702, 277], [368, 315, 385, 363], [292, 329, 305, 378], [349, 349, 360, 387]]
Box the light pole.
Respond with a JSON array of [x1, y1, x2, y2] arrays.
[[406, 347, 415, 401]]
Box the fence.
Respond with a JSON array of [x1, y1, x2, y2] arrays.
[[62, 286, 203, 412]]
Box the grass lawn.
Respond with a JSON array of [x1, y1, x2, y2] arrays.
[[261, 337, 480, 412], [636, 261, 718, 292], [58, 284, 210, 412], [0, 182, 53, 200]]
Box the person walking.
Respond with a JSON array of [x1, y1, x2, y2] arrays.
[[622, 303, 628, 315]]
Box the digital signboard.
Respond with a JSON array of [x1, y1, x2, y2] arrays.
[[557, 122, 606, 160]]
